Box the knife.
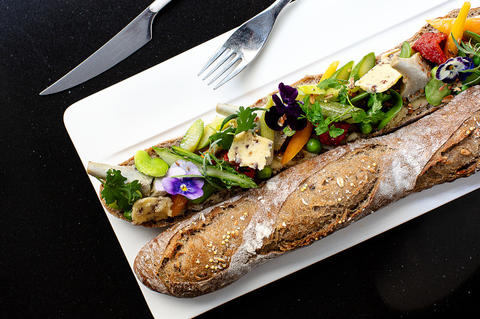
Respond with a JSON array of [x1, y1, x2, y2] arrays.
[[40, 0, 172, 95]]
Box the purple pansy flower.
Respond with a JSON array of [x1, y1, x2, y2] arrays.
[[435, 57, 475, 83], [161, 160, 204, 200], [265, 82, 307, 131]]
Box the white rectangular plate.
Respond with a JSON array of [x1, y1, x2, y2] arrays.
[[64, 0, 480, 318]]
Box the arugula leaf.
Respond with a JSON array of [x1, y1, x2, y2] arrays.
[[99, 169, 142, 214]]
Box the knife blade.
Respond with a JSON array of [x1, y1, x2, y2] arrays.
[[40, 0, 172, 95]]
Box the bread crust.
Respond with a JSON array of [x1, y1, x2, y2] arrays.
[[134, 84, 480, 297], [101, 7, 480, 228]]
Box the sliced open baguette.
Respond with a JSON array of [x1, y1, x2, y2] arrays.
[[134, 85, 480, 297]]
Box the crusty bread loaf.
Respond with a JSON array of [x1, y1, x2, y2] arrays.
[[134, 86, 480, 297], [100, 7, 480, 227]]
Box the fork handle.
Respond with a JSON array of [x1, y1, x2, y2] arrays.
[[269, 0, 293, 17], [149, 0, 172, 13]]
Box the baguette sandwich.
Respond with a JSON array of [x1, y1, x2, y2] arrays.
[[134, 83, 480, 297], [88, 6, 480, 231], [129, 5, 480, 296]]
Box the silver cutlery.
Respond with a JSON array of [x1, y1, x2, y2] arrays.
[[40, 0, 172, 95], [198, 0, 293, 89]]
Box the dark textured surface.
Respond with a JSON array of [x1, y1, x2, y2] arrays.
[[1, 0, 479, 318]]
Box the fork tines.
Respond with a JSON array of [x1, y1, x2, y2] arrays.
[[198, 46, 246, 89]]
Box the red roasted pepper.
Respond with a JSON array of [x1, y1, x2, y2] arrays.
[[412, 32, 448, 65], [222, 153, 256, 178]]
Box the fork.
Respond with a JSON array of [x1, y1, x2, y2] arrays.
[[198, 0, 293, 89]]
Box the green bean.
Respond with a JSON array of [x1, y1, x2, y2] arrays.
[[350, 91, 369, 104], [399, 41, 412, 58], [377, 90, 403, 130], [331, 61, 354, 80], [465, 30, 480, 43], [154, 147, 257, 189]]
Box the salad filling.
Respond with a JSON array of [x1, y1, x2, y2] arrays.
[[88, 4, 480, 226]]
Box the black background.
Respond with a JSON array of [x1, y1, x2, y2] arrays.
[[1, 0, 480, 318]]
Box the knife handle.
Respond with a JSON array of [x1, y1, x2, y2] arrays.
[[149, 0, 172, 13]]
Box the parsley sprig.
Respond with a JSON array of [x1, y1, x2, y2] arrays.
[[97, 169, 142, 220], [366, 93, 390, 124], [300, 90, 394, 137], [298, 78, 353, 137], [316, 78, 349, 104], [209, 106, 266, 150], [299, 96, 347, 137]]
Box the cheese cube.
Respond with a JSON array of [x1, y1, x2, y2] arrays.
[[227, 131, 273, 170], [355, 63, 402, 93]]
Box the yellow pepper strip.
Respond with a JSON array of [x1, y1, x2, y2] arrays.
[[281, 60, 339, 165], [320, 61, 340, 81], [444, 2, 471, 58], [260, 112, 275, 141], [297, 85, 324, 95], [427, 17, 480, 35], [259, 96, 275, 141], [281, 122, 313, 165], [264, 96, 274, 108]]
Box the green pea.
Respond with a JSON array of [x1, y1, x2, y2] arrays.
[[360, 122, 373, 134], [306, 138, 322, 154], [257, 166, 273, 179]]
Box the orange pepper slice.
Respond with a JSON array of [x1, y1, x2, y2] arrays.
[[444, 2, 471, 58], [170, 194, 188, 217], [281, 122, 313, 165], [280, 60, 340, 165], [427, 17, 480, 35]]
